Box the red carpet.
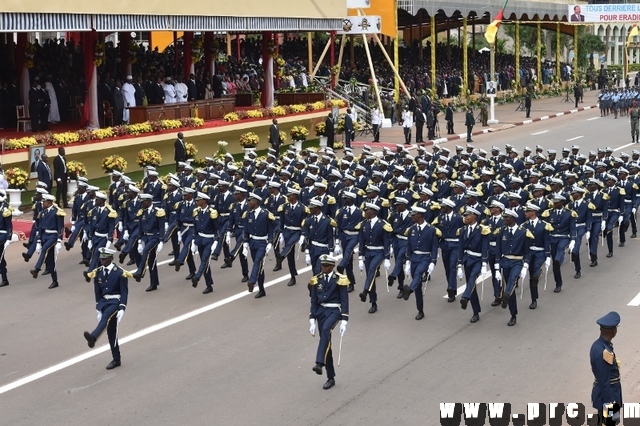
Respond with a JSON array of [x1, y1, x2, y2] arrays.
[[12, 219, 33, 240]]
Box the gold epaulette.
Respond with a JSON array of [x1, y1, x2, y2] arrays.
[[383, 221, 393, 232], [544, 222, 554, 232], [155, 208, 166, 218], [210, 209, 219, 219], [336, 273, 350, 286], [268, 212, 275, 221], [309, 276, 318, 286], [480, 225, 491, 236]]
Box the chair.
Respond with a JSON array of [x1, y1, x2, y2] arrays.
[[102, 101, 114, 127], [68, 96, 80, 121], [16, 105, 31, 132]]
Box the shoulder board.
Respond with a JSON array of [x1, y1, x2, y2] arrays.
[[480, 225, 491, 236], [588, 202, 596, 210], [242, 211, 248, 219], [330, 219, 337, 227], [163, 194, 168, 200], [247, 182, 254, 188], [137, 209, 143, 216], [403, 228, 410, 237], [431, 202, 441, 210], [161, 184, 167, 190], [541, 210, 550, 218], [86, 267, 100, 279], [602, 193, 610, 200], [118, 194, 124, 201], [458, 207, 464, 214], [2, 207, 11, 218], [435, 228, 442, 238], [268, 212, 275, 221], [304, 206, 311, 214], [412, 192, 420, 199], [354, 221, 362, 231], [358, 189, 366, 196], [174, 202, 180, 211], [336, 273, 350, 286], [634, 183, 639, 190], [525, 230, 535, 239], [210, 209, 219, 219], [327, 196, 336, 205], [544, 222, 554, 232], [603, 348, 614, 365], [432, 217, 439, 225], [571, 210, 578, 218], [155, 208, 166, 218], [493, 227, 501, 235], [382, 199, 390, 208], [620, 188, 626, 196], [192, 208, 199, 217], [56, 208, 66, 217], [388, 191, 396, 199], [108, 209, 118, 219], [383, 221, 393, 232], [277, 204, 284, 213], [431, 182, 438, 191], [309, 276, 318, 286], [456, 228, 461, 236]]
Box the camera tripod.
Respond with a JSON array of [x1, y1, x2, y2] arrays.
[[562, 88, 574, 104], [515, 98, 525, 111]]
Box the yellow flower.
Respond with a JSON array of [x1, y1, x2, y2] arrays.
[[330, 99, 346, 107], [102, 155, 128, 173], [53, 132, 80, 145], [137, 149, 162, 168], [5, 167, 29, 190], [246, 110, 264, 118], [126, 123, 153, 135], [92, 128, 114, 139], [5, 136, 37, 150], [270, 106, 287, 116], [67, 161, 87, 177], [290, 104, 307, 113], [161, 119, 183, 130], [311, 101, 326, 110], [239, 132, 260, 148], [224, 112, 240, 122]]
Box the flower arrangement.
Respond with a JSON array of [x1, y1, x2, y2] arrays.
[[270, 106, 287, 116], [5, 167, 29, 190], [289, 104, 307, 113], [53, 132, 80, 145], [217, 140, 228, 156], [330, 99, 346, 107], [185, 142, 198, 159], [315, 122, 327, 137], [275, 56, 286, 68], [311, 101, 327, 110], [94, 41, 105, 67], [102, 155, 128, 173], [137, 148, 162, 168], [2, 136, 37, 150], [191, 37, 204, 63], [224, 112, 240, 122], [239, 132, 259, 148], [127, 40, 139, 64], [66, 161, 87, 179], [160, 119, 182, 130], [290, 125, 309, 141], [279, 130, 288, 143], [24, 42, 36, 69], [246, 109, 264, 119], [92, 128, 114, 139], [331, 65, 341, 77], [180, 117, 204, 127], [333, 141, 344, 150]]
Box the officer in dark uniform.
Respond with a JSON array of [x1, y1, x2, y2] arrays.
[[65, 181, 88, 251], [386, 197, 412, 297], [433, 198, 464, 302], [521, 203, 552, 310], [541, 194, 577, 293], [309, 254, 349, 390], [302, 199, 336, 275], [334, 191, 361, 293], [190, 192, 218, 293], [603, 174, 625, 258], [484, 200, 506, 307], [143, 170, 166, 208], [173, 187, 197, 279], [224, 187, 250, 281], [568, 186, 592, 279], [211, 180, 234, 262], [243, 193, 276, 299], [163, 178, 183, 262], [132, 193, 166, 292], [265, 181, 286, 272], [29, 194, 64, 289], [617, 168, 637, 247], [82, 192, 117, 280], [585, 178, 610, 266], [83, 248, 130, 370], [0, 192, 13, 287], [116, 185, 142, 266], [590, 311, 622, 425], [277, 188, 308, 287], [22, 186, 47, 261]]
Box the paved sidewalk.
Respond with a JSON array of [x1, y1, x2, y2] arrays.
[[353, 90, 599, 149]]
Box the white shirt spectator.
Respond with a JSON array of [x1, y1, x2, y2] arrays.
[[175, 82, 188, 103], [402, 110, 413, 128], [371, 108, 382, 125], [164, 83, 176, 104]]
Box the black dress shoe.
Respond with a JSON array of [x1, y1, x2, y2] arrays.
[[415, 310, 425, 320], [359, 291, 367, 302], [388, 275, 396, 287], [22, 242, 29, 248], [529, 300, 537, 309], [212, 254, 218, 261], [460, 297, 469, 310], [619, 242, 625, 247], [323, 378, 335, 390], [132, 273, 141, 282], [0, 281, 9, 288], [22, 253, 30, 262], [113, 241, 123, 251], [145, 285, 157, 292], [312, 363, 323, 375], [507, 317, 517, 327], [192, 278, 199, 288], [402, 285, 412, 301], [273, 263, 282, 272], [347, 284, 354, 293], [42, 270, 51, 276], [368, 303, 377, 314], [126, 259, 136, 266], [30, 269, 39, 279], [590, 260, 598, 267], [168, 260, 177, 266], [168, 251, 175, 256], [83, 271, 91, 283], [254, 290, 266, 298], [64, 241, 72, 251], [118, 252, 127, 264], [175, 263, 181, 272], [241, 275, 249, 283], [106, 359, 121, 370], [501, 294, 509, 309], [48, 281, 59, 289], [397, 290, 404, 299], [202, 286, 213, 294], [286, 278, 296, 287], [470, 314, 480, 323], [185, 274, 194, 280], [447, 296, 456, 303], [574, 271, 581, 279], [553, 286, 562, 293], [607, 252, 613, 258], [491, 298, 501, 307], [632, 233, 637, 238], [84, 331, 96, 348], [247, 282, 255, 292]]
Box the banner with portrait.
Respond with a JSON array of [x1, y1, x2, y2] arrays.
[[568, 3, 640, 23]]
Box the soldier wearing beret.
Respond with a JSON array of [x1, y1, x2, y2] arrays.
[[590, 311, 622, 425]]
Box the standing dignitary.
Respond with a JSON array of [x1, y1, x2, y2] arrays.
[[30, 193, 64, 288], [268, 119, 283, 157], [174, 132, 187, 172], [83, 247, 130, 370], [325, 113, 335, 149], [344, 109, 354, 149], [0, 192, 12, 287], [53, 147, 69, 208], [522, 203, 552, 310], [37, 154, 53, 193], [590, 311, 622, 425], [401, 206, 439, 320], [278, 188, 308, 286], [132, 193, 166, 292], [357, 203, 392, 314], [457, 207, 491, 323], [494, 209, 533, 326], [190, 192, 218, 293], [540, 195, 576, 292], [445, 103, 454, 134], [242, 193, 276, 298], [465, 107, 475, 142], [631, 101, 640, 143], [309, 254, 349, 390]]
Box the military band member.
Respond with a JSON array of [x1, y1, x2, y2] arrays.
[[173, 187, 197, 278], [522, 203, 552, 309], [29, 194, 65, 289], [387, 197, 413, 298], [83, 248, 130, 370], [494, 209, 533, 326], [585, 178, 609, 266], [303, 199, 336, 275], [457, 207, 491, 324], [0, 192, 12, 287], [401, 206, 439, 320], [357, 203, 392, 314], [278, 188, 307, 287], [224, 187, 250, 282], [541, 194, 577, 292], [242, 193, 276, 298], [433, 198, 463, 302], [590, 311, 622, 425], [190, 192, 219, 293], [132, 193, 166, 292], [82, 192, 117, 280]]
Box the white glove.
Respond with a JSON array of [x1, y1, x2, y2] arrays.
[[428, 263, 435, 275], [384, 259, 391, 271], [457, 265, 464, 279], [568, 240, 575, 252], [116, 310, 124, 323], [266, 243, 272, 254], [157, 242, 164, 253], [3, 240, 10, 250], [494, 270, 502, 281], [164, 223, 169, 232], [305, 251, 311, 266], [339, 320, 347, 336], [70, 220, 75, 225], [633, 208, 637, 214], [88, 240, 93, 250], [278, 234, 285, 247], [601, 220, 606, 230], [122, 230, 129, 241], [55, 241, 62, 254], [404, 261, 411, 277], [226, 232, 232, 245], [96, 310, 102, 321], [177, 231, 182, 244], [212, 241, 218, 252], [242, 242, 249, 257], [358, 257, 365, 271], [481, 262, 487, 276], [389, 245, 394, 257], [82, 232, 88, 242], [334, 244, 342, 256], [137, 241, 144, 254], [118, 223, 123, 233], [545, 257, 551, 268], [298, 235, 305, 246], [70, 225, 75, 233], [353, 246, 359, 254], [191, 241, 198, 254], [309, 319, 316, 336], [519, 264, 528, 281], [618, 216, 624, 224], [585, 231, 590, 241], [105, 240, 111, 250]]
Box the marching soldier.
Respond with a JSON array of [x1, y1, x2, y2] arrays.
[[173, 187, 198, 279], [433, 198, 463, 303], [541, 195, 577, 293], [457, 207, 491, 324], [163, 178, 183, 262], [83, 247, 130, 370], [387, 197, 413, 298], [590, 311, 622, 425], [484, 200, 506, 307], [603, 175, 625, 258], [334, 191, 361, 293], [357, 203, 392, 314], [22, 187, 48, 262], [29, 194, 65, 289], [302, 199, 336, 275], [64, 185, 97, 266], [116, 185, 142, 266], [0, 191, 12, 287], [616, 168, 637, 247], [224, 187, 250, 282], [309, 254, 349, 390], [277, 188, 308, 287], [143, 170, 166, 207], [522, 203, 552, 310], [65, 180, 88, 250], [132, 193, 166, 292], [82, 192, 117, 279], [190, 192, 219, 293], [242, 193, 276, 298], [265, 182, 286, 271], [585, 178, 609, 266], [568, 186, 592, 279], [211, 180, 234, 262], [400, 206, 439, 320]]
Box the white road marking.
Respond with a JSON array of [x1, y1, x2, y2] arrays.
[[522, 120, 533, 125], [627, 291, 640, 306], [540, 116, 550, 120], [566, 136, 583, 142], [614, 142, 636, 152], [587, 117, 600, 121], [531, 130, 549, 136], [556, 112, 565, 117]]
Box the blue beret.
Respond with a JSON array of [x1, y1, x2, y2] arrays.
[[596, 311, 620, 329]]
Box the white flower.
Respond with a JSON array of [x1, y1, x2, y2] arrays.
[[218, 141, 228, 147]]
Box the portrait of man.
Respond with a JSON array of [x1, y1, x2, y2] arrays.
[[29, 145, 45, 178], [486, 81, 497, 97], [571, 5, 584, 22]]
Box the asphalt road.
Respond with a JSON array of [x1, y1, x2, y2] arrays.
[[2, 108, 640, 425]]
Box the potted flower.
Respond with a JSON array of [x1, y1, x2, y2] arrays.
[[4, 167, 28, 215], [279, 130, 288, 145], [290, 125, 309, 151], [102, 155, 128, 174], [137, 148, 162, 168], [66, 160, 87, 196], [315, 122, 328, 147], [239, 132, 259, 151], [185, 142, 198, 160], [216, 141, 228, 156]]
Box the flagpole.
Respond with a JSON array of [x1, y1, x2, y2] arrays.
[[488, 42, 498, 124]]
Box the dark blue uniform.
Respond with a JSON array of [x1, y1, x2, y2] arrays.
[[617, 179, 637, 244], [143, 180, 166, 207], [34, 205, 65, 283], [458, 223, 491, 315], [334, 204, 363, 288], [134, 206, 166, 287], [388, 210, 413, 292], [117, 196, 142, 263], [358, 217, 392, 306], [212, 190, 234, 259], [522, 218, 552, 303], [484, 214, 505, 300], [303, 213, 336, 275], [541, 207, 576, 288], [404, 221, 440, 312], [495, 224, 533, 319], [0, 203, 12, 283], [175, 199, 197, 275], [590, 337, 622, 415], [569, 198, 593, 273], [243, 207, 276, 293], [85, 204, 117, 272], [164, 188, 184, 260], [585, 189, 609, 258], [278, 202, 308, 279], [193, 205, 218, 288], [227, 200, 249, 277], [433, 211, 464, 297]]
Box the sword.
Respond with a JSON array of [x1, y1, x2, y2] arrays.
[[337, 334, 344, 367], [544, 264, 549, 291], [519, 275, 524, 300], [480, 272, 486, 301], [422, 273, 430, 296], [384, 267, 389, 293]]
